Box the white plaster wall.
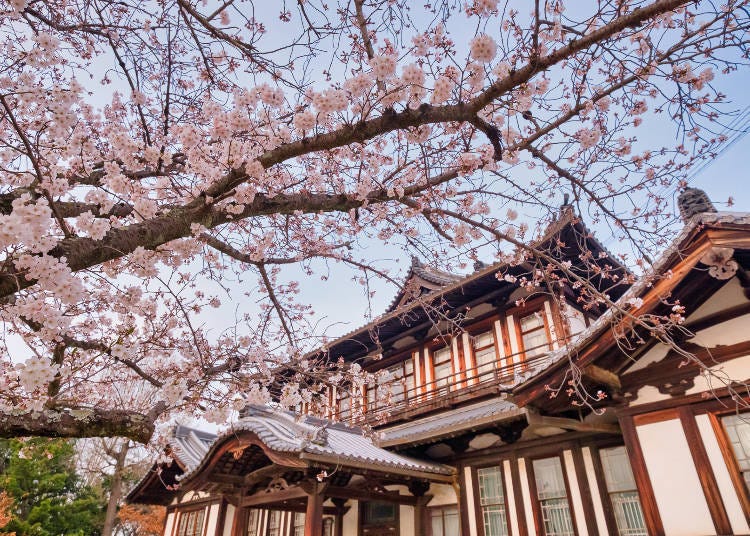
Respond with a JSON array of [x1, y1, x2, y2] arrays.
[[464, 466, 478, 536], [637, 419, 715, 535], [429, 483, 457, 506], [692, 314, 750, 347], [400, 505, 415, 536], [204, 503, 220, 536], [685, 354, 750, 396], [222, 505, 235, 536], [563, 450, 588, 536], [626, 343, 670, 373], [163, 511, 175, 536], [503, 459, 520, 536], [685, 278, 745, 323], [517, 458, 536, 535], [582, 447, 609, 536], [630, 385, 670, 406], [696, 414, 750, 534], [342, 500, 358, 536]]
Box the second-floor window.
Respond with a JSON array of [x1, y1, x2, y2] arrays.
[[473, 330, 498, 381], [532, 456, 575, 536], [519, 311, 551, 358], [432, 346, 453, 392], [477, 466, 509, 536]]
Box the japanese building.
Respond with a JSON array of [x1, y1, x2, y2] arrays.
[[128, 189, 750, 536]]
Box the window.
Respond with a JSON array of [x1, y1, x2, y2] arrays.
[[599, 446, 647, 536], [532, 457, 574, 536], [519, 311, 551, 358], [385, 362, 407, 405], [721, 413, 750, 492], [176, 509, 205, 536], [362, 501, 397, 524], [477, 466, 509, 536], [338, 392, 351, 420], [432, 346, 453, 392], [246, 509, 261, 535], [430, 506, 459, 536], [473, 330, 498, 381], [293, 513, 305, 536], [267, 510, 282, 536]]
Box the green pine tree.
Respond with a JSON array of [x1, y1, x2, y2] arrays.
[[0, 438, 105, 536]]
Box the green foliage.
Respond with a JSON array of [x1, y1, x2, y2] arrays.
[[0, 438, 104, 536]]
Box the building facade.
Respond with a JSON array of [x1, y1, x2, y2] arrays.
[[129, 193, 750, 536]]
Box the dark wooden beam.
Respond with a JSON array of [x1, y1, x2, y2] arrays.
[[582, 364, 621, 390], [240, 487, 307, 507], [325, 485, 427, 505], [526, 410, 620, 434]]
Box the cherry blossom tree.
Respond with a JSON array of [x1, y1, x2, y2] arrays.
[[0, 0, 748, 443]]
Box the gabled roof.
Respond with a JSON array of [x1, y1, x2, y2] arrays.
[[127, 405, 456, 504], [314, 208, 630, 365], [178, 405, 455, 483], [511, 210, 750, 407], [385, 256, 462, 312]]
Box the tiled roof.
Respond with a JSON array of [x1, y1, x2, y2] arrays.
[[378, 397, 526, 447], [385, 256, 462, 313], [514, 211, 750, 383], [170, 424, 217, 471], [177, 405, 456, 485]]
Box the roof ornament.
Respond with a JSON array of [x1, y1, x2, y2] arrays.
[[473, 260, 487, 271], [700, 247, 738, 280], [677, 187, 717, 222]]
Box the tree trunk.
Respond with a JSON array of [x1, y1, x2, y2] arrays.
[[102, 441, 130, 536]]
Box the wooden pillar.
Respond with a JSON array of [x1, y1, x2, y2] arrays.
[[303, 481, 327, 536], [409, 480, 431, 536], [332, 498, 347, 536]]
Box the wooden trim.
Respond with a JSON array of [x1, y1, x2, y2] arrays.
[[571, 447, 600, 536], [458, 464, 472, 536], [471, 466, 484, 536], [509, 455, 528, 536], [619, 415, 665, 536], [708, 412, 750, 525], [215, 499, 228, 536], [588, 446, 619, 536], [683, 301, 750, 334], [618, 388, 750, 418], [631, 408, 680, 426], [679, 407, 732, 535]]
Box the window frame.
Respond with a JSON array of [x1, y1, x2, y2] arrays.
[[472, 463, 513, 536], [595, 445, 648, 536], [359, 500, 400, 535], [505, 299, 558, 362], [430, 342, 455, 393], [428, 504, 460, 536], [709, 410, 750, 523], [174, 506, 207, 536], [526, 454, 578, 536]]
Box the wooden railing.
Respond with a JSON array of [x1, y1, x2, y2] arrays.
[[338, 340, 561, 426]]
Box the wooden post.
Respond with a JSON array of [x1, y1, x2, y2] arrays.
[[302, 481, 327, 536], [409, 480, 431, 536], [331, 498, 347, 536]]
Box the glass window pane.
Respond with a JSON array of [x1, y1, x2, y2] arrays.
[[533, 458, 567, 500], [477, 467, 508, 536], [723, 414, 750, 477], [600, 446, 637, 492], [431, 510, 444, 536], [246, 509, 261, 535], [533, 457, 574, 536], [520, 312, 544, 332], [599, 447, 647, 536], [522, 329, 549, 356]]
